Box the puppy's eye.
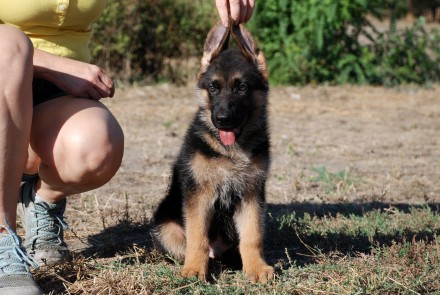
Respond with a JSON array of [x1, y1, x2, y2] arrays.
[[238, 83, 248, 92], [208, 82, 218, 93]]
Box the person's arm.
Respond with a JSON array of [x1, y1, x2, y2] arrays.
[[33, 48, 114, 100], [215, 0, 255, 27]]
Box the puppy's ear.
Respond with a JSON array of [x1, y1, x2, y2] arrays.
[[231, 25, 268, 81], [199, 21, 230, 75]]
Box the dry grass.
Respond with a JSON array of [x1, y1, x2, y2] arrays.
[[28, 84, 440, 294]]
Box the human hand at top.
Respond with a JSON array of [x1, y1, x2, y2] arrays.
[[215, 0, 255, 27]]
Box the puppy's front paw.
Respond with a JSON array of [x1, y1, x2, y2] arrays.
[[180, 264, 207, 282], [244, 262, 274, 284]]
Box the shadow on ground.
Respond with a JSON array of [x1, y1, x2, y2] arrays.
[[37, 220, 156, 293], [265, 202, 440, 265], [83, 218, 155, 259], [80, 201, 440, 266]]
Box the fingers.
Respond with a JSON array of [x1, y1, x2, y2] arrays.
[[98, 73, 115, 98], [229, 0, 241, 25], [85, 86, 102, 101], [244, 0, 255, 23], [216, 0, 255, 27], [84, 72, 114, 100], [215, 0, 229, 27], [89, 71, 114, 100]]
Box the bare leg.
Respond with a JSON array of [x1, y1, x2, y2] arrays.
[[29, 96, 124, 203], [0, 25, 34, 231]]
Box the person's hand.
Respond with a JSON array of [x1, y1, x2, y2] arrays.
[[34, 49, 115, 100], [52, 59, 115, 100], [215, 0, 255, 27]]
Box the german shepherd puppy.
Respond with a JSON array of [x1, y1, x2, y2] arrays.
[[153, 21, 273, 283]]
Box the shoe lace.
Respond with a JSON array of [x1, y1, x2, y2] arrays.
[[0, 219, 38, 276], [28, 202, 68, 248]]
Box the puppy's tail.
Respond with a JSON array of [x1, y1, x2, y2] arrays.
[[154, 221, 186, 260]]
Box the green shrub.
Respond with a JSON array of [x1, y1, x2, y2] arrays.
[[248, 0, 440, 85], [91, 0, 440, 86], [247, 0, 382, 85], [91, 0, 214, 84], [373, 18, 440, 86]]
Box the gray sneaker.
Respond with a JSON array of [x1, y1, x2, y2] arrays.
[[18, 179, 70, 266], [0, 223, 42, 295]]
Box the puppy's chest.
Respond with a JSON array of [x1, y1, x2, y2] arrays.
[[191, 151, 265, 204]]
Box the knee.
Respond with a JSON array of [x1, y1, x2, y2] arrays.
[[33, 99, 124, 192], [66, 114, 124, 187], [0, 25, 33, 67], [86, 127, 124, 182]]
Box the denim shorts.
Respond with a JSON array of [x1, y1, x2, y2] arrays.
[[32, 78, 67, 106]]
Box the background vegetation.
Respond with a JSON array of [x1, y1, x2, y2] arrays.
[[91, 0, 215, 84], [248, 0, 440, 85], [91, 0, 440, 86]]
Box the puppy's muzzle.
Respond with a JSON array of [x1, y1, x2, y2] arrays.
[[214, 110, 235, 129]]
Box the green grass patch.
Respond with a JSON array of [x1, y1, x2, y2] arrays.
[[310, 166, 361, 196], [37, 205, 440, 294]]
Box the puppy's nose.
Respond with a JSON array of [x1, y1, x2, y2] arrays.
[[215, 112, 234, 127]]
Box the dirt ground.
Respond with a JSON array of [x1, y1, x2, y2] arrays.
[[62, 84, 440, 256]]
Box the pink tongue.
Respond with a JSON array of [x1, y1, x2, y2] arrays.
[[219, 129, 236, 146]]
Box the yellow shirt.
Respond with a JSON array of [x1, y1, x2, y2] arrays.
[[0, 0, 107, 62]]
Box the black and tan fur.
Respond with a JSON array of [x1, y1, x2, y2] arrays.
[[153, 22, 273, 283]]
